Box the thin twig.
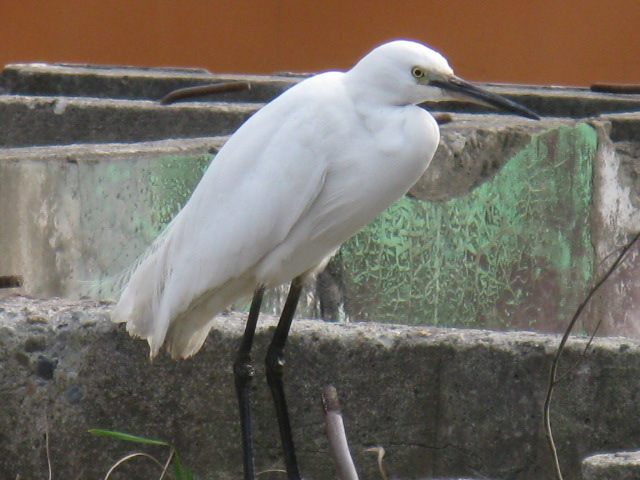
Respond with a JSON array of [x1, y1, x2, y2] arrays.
[[73, 467, 87, 480], [157, 448, 175, 480], [543, 230, 640, 480], [44, 413, 52, 480], [159, 81, 251, 105], [322, 386, 359, 480], [555, 312, 604, 385], [364, 446, 389, 480], [256, 469, 287, 476], [102, 452, 167, 480]]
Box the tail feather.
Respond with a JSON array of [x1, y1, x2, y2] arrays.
[[111, 194, 271, 360], [112, 251, 169, 358], [113, 221, 257, 359], [164, 276, 255, 359], [112, 221, 178, 358]]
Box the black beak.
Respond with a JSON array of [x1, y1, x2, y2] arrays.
[[430, 76, 540, 120]]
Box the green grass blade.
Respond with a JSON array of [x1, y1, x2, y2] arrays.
[[88, 429, 171, 447], [172, 451, 193, 480]]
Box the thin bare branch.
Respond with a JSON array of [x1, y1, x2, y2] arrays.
[[157, 448, 175, 480], [256, 469, 287, 476], [44, 413, 52, 480], [555, 312, 604, 385], [103, 452, 166, 480], [160, 81, 251, 105], [543, 230, 640, 480], [364, 447, 389, 480], [590, 83, 640, 94]]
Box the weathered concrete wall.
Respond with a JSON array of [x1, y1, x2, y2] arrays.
[[589, 120, 640, 338], [3, 65, 640, 338], [5, 63, 640, 116], [0, 138, 225, 298], [346, 121, 596, 330], [2, 296, 640, 480], [6, 64, 640, 334], [2, 64, 640, 479]]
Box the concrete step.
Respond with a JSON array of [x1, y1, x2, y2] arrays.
[[0, 94, 257, 147], [4, 63, 640, 118], [583, 451, 640, 480], [0, 63, 298, 102], [2, 295, 640, 480], [0, 137, 225, 299]]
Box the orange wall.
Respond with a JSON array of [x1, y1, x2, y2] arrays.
[[3, 1, 640, 87]]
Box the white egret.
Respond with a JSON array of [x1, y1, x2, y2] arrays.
[[112, 40, 538, 480]]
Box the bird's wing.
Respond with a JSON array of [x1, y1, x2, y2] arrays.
[[114, 76, 342, 356], [163, 117, 331, 314]]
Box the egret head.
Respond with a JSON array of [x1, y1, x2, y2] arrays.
[[348, 40, 538, 120]]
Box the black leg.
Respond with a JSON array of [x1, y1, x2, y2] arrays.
[[234, 286, 265, 480], [265, 276, 304, 480]]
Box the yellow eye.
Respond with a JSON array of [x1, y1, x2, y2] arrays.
[[412, 67, 425, 79]]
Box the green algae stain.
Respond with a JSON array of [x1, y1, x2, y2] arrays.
[[76, 153, 214, 287], [146, 154, 213, 237], [339, 124, 596, 330]]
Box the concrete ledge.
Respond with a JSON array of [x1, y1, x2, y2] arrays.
[[0, 116, 564, 306], [603, 112, 640, 142], [583, 451, 640, 480], [409, 115, 564, 201], [1, 63, 298, 102], [2, 295, 640, 480], [0, 94, 258, 147], [0, 137, 225, 298], [4, 63, 640, 334], [6, 64, 640, 118]]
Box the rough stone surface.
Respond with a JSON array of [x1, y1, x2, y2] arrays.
[[342, 121, 596, 331], [0, 94, 257, 148], [0, 115, 602, 335], [2, 296, 640, 480], [0, 115, 563, 304], [408, 115, 560, 201], [589, 120, 640, 337], [582, 451, 640, 480], [0, 137, 225, 298], [0, 63, 298, 102], [602, 112, 640, 143]]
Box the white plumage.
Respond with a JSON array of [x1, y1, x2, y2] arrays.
[[112, 40, 537, 359]]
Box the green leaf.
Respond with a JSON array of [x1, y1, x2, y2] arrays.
[[173, 453, 193, 480], [88, 429, 171, 447]]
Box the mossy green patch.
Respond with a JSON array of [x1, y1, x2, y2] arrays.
[[339, 124, 596, 329], [77, 153, 214, 293], [147, 154, 213, 236]]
